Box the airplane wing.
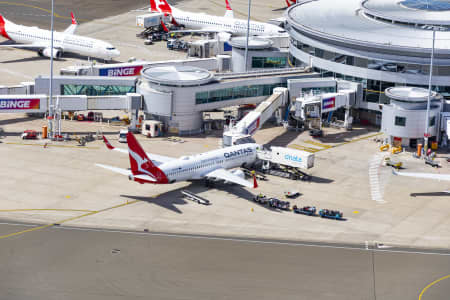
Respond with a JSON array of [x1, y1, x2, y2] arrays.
[[205, 168, 257, 188], [393, 169, 450, 181], [95, 163, 131, 176], [95, 163, 157, 182], [102, 135, 174, 166]]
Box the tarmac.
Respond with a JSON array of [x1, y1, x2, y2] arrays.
[[0, 223, 449, 300]]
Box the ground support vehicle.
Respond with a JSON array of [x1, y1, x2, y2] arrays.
[[181, 190, 210, 205], [21, 130, 37, 140], [319, 209, 344, 220], [384, 157, 403, 169], [293, 205, 316, 216], [242, 167, 267, 181], [309, 129, 323, 138], [268, 198, 290, 210], [425, 157, 440, 168], [284, 190, 300, 198], [253, 194, 269, 205]]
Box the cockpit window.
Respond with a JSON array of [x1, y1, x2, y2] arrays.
[[106, 47, 116, 50]]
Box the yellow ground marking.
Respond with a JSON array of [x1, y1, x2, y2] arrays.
[[0, 209, 93, 213], [65, 196, 71, 199], [353, 211, 360, 214], [418, 274, 450, 300], [6, 142, 99, 149], [0, 200, 139, 240], [304, 140, 333, 149], [291, 132, 384, 153]]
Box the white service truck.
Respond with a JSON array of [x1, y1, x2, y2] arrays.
[[254, 146, 314, 180]]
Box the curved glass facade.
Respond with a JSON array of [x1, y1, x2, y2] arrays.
[[400, 0, 450, 11], [289, 40, 450, 104]]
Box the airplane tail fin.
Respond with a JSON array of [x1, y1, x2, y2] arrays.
[[102, 135, 115, 150], [71, 11, 78, 25], [285, 0, 292, 7], [127, 132, 169, 183], [0, 14, 11, 39], [150, 0, 173, 13], [224, 0, 234, 18], [64, 12, 78, 35]]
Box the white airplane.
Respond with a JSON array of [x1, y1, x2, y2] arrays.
[[393, 169, 450, 193], [0, 12, 120, 60], [150, 0, 286, 38], [96, 132, 259, 188]]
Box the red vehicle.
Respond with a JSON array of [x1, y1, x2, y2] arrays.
[[77, 114, 85, 121], [21, 130, 37, 140]]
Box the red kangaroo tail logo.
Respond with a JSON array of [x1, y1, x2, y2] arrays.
[[127, 132, 169, 183], [150, 0, 172, 13], [102, 135, 114, 150], [225, 0, 232, 10], [0, 15, 11, 40], [71, 12, 78, 25]]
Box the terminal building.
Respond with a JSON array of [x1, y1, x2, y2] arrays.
[[381, 87, 443, 147], [285, 0, 450, 125]]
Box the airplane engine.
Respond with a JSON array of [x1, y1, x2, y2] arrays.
[[40, 47, 62, 59]]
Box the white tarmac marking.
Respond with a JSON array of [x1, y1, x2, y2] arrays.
[[369, 153, 386, 203], [0, 220, 448, 256]]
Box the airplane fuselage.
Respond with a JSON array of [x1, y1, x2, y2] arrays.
[[2, 21, 120, 60], [171, 8, 285, 36], [151, 143, 258, 183]]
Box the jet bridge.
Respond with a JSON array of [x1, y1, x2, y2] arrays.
[[222, 87, 288, 147]]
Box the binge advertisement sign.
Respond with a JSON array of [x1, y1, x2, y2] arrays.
[[322, 97, 335, 110], [99, 65, 144, 77], [0, 99, 40, 110]]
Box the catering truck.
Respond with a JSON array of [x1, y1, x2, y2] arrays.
[[255, 146, 314, 180]]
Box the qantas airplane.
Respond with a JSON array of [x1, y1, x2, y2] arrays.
[[393, 169, 450, 193], [96, 132, 259, 188], [150, 0, 286, 38], [0, 12, 120, 60]]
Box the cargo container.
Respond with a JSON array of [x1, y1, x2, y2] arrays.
[[136, 13, 165, 28], [269, 146, 314, 170]]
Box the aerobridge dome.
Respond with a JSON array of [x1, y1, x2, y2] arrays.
[[141, 65, 214, 87]]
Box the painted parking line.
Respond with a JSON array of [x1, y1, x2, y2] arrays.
[[0, 200, 139, 240], [418, 274, 450, 300], [303, 140, 333, 149]]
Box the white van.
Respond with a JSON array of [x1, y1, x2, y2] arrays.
[[118, 129, 128, 143]]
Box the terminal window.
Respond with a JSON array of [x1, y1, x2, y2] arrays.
[[395, 116, 406, 127], [195, 83, 286, 104], [251, 57, 287, 69], [62, 84, 136, 96]]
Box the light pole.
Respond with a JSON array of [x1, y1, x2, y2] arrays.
[[244, 0, 251, 72], [424, 29, 436, 154], [48, 0, 55, 139]]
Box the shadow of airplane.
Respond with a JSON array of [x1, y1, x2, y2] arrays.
[[121, 188, 189, 214]]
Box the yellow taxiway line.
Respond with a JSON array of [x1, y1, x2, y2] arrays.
[[418, 274, 450, 300], [0, 200, 139, 240]]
